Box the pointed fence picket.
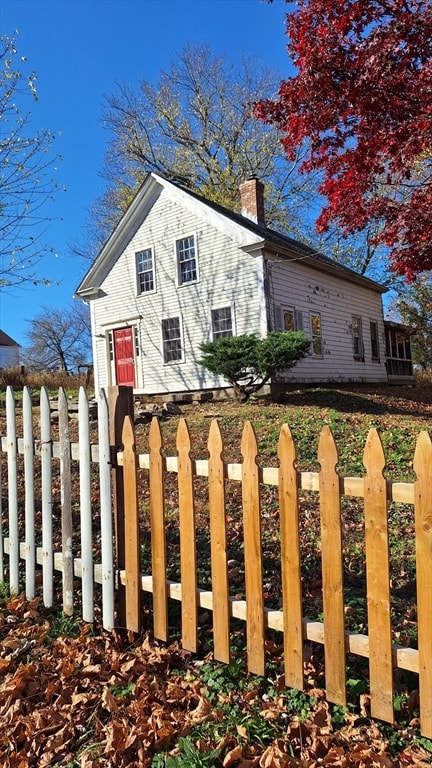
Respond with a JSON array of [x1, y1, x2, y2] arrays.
[[1, 384, 432, 737], [208, 419, 230, 664], [121, 414, 141, 633], [6, 387, 19, 593], [79, 385, 93, 623], [318, 426, 346, 707], [23, 387, 35, 599], [40, 386, 54, 608], [241, 421, 265, 677], [278, 424, 303, 692], [413, 432, 432, 737], [149, 417, 168, 642], [363, 429, 394, 723], [59, 388, 73, 616]]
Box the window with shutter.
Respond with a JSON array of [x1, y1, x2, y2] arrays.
[[275, 306, 302, 332]]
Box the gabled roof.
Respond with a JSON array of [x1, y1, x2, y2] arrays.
[[76, 171, 386, 298], [0, 330, 20, 347]]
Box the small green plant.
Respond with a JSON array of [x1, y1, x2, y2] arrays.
[[331, 704, 349, 725], [152, 736, 222, 767], [416, 735, 432, 754], [109, 681, 135, 698], [0, 581, 11, 602], [346, 676, 369, 700], [151, 755, 167, 768], [55, 737, 104, 768], [284, 688, 318, 720], [198, 658, 247, 701], [48, 612, 81, 639], [199, 331, 310, 402]]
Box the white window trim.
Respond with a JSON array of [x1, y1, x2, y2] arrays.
[[210, 303, 235, 341], [161, 315, 185, 365], [136, 246, 156, 296], [100, 315, 141, 328], [175, 232, 199, 287]]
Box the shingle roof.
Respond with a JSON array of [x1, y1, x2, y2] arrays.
[[0, 330, 20, 347], [76, 171, 386, 296], [163, 176, 386, 294]]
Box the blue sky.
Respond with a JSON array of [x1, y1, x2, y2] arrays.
[[1, 0, 292, 348]]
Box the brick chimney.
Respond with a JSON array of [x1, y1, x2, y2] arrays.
[[239, 177, 265, 226]]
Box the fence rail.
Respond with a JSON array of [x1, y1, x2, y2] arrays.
[[1, 385, 432, 738]]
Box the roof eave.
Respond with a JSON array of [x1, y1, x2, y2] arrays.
[[75, 172, 158, 296], [246, 240, 387, 294]]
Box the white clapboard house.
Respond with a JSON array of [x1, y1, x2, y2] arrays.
[[75, 173, 412, 396], [0, 330, 20, 369]]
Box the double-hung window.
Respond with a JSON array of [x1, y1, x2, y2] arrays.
[[310, 313, 322, 356], [162, 317, 182, 363], [370, 321, 380, 359], [352, 316, 364, 359], [211, 306, 233, 340], [176, 235, 197, 285], [136, 249, 155, 294]]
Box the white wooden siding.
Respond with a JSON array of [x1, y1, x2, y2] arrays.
[[0, 345, 19, 368], [91, 193, 264, 393], [265, 256, 388, 384]]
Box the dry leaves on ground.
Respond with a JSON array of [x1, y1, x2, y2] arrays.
[[1, 595, 431, 767]]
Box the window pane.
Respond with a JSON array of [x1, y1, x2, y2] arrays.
[[137, 251, 152, 271], [177, 236, 197, 284], [164, 340, 182, 362], [370, 321, 379, 358], [162, 318, 182, 362], [311, 314, 322, 355], [212, 307, 232, 339], [177, 236, 195, 262], [141, 272, 154, 292], [283, 309, 295, 332], [136, 249, 154, 293], [352, 316, 363, 357]]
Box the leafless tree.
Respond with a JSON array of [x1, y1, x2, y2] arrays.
[[0, 34, 64, 288], [23, 302, 92, 373]]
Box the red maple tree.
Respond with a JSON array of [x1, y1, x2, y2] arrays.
[[255, 0, 432, 280]]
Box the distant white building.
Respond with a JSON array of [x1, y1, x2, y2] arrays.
[[0, 331, 20, 368]]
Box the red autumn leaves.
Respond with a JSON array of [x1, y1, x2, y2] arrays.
[[255, 0, 432, 280]]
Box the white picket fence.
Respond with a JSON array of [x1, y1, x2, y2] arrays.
[[0, 385, 114, 629]]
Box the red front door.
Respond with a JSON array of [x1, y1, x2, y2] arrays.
[[113, 327, 135, 387]]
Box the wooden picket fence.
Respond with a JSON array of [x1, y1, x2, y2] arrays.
[[1, 385, 432, 738]]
